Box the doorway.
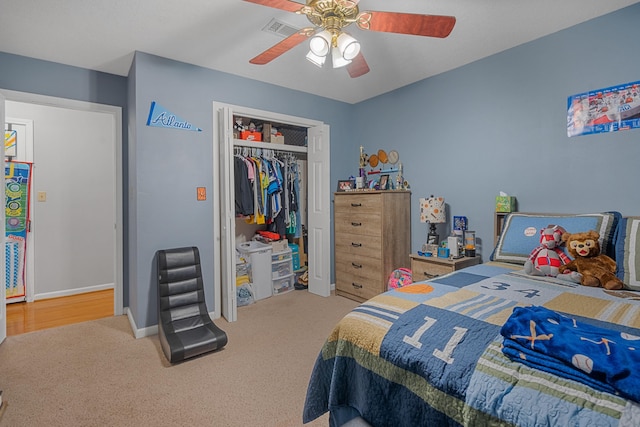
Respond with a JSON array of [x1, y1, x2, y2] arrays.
[[2, 89, 123, 318]]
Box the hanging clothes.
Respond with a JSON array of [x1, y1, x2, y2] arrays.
[[234, 155, 253, 216], [233, 147, 303, 240]]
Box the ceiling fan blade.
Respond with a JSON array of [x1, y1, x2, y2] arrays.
[[358, 11, 456, 38], [347, 52, 369, 78], [242, 0, 303, 13], [250, 30, 313, 65]]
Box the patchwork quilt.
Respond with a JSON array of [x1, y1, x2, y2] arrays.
[[303, 263, 640, 426]]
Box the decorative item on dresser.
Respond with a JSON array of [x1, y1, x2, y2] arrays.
[[420, 195, 446, 246], [334, 190, 411, 302], [410, 253, 480, 281]]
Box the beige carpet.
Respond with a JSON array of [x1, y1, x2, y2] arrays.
[[0, 290, 359, 426]]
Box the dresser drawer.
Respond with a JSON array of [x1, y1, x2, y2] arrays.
[[335, 253, 382, 282], [410, 260, 453, 281], [334, 232, 382, 258], [335, 270, 383, 301], [335, 193, 382, 211], [334, 212, 381, 236]]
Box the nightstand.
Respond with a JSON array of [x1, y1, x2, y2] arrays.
[[410, 254, 480, 281]]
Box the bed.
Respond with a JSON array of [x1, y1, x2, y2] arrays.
[[303, 212, 640, 426]]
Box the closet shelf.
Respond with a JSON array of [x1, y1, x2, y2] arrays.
[[233, 139, 307, 154]]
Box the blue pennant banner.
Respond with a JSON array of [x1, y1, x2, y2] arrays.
[[146, 101, 202, 132]]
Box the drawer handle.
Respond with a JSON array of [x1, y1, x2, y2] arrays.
[[423, 272, 439, 279], [351, 222, 362, 227], [351, 262, 362, 269], [351, 242, 362, 247], [351, 203, 362, 207], [351, 282, 363, 289]]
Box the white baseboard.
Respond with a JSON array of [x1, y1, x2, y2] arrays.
[[126, 307, 158, 339], [34, 282, 114, 301], [126, 308, 220, 339]]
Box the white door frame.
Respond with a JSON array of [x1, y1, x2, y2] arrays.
[[1, 92, 6, 343], [0, 89, 124, 316]]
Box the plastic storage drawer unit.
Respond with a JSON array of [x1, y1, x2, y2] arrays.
[[272, 273, 295, 295]]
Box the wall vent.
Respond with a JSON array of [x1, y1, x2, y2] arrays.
[[262, 18, 300, 38]]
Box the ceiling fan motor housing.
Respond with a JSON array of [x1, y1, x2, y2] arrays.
[[304, 0, 359, 33]]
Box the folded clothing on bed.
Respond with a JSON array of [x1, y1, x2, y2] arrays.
[[500, 305, 640, 402]]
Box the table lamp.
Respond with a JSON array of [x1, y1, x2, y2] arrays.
[[420, 196, 446, 246]]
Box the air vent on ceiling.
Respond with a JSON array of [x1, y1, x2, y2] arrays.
[[262, 18, 300, 38]]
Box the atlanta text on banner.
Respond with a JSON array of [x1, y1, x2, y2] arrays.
[[146, 101, 202, 132]]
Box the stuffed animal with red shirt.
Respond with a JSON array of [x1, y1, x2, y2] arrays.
[[524, 225, 579, 282]]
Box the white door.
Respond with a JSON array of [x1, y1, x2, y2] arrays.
[[218, 107, 236, 321], [307, 124, 331, 297], [214, 104, 330, 322], [1, 92, 7, 343]]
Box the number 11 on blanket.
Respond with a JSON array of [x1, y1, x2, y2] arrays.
[[403, 316, 469, 364]]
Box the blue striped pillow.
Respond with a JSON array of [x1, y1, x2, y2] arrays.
[[615, 217, 640, 290], [491, 212, 621, 265]]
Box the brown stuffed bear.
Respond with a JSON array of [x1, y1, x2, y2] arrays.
[[560, 230, 624, 290]]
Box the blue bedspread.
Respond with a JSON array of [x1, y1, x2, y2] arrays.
[[303, 263, 640, 426]]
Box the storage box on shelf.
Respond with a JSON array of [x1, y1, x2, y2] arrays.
[[233, 115, 306, 148], [240, 130, 262, 141]]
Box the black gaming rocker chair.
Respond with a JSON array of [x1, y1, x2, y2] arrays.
[[156, 246, 228, 363]]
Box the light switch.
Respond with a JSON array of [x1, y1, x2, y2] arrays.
[[37, 191, 47, 202]]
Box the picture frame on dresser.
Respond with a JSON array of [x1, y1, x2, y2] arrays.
[[379, 174, 389, 190], [337, 179, 355, 192]]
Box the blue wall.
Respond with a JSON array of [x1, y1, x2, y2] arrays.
[[129, 52, 352, 327], [352, 4, 640, 257], [2, 3, 639, 329]]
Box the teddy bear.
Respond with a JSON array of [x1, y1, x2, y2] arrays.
[[524, 225, 578, 280], [560, 229, 624, 290]]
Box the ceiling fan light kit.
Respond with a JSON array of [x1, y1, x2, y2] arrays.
[[309, 29, 332, 56], [336, 32, 360, 60], [245, 0, 456, 77], [331, 46, 351, 68], [306, 50, 326, 66]]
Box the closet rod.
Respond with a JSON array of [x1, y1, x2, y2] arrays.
[[233, 139, 307, 154]]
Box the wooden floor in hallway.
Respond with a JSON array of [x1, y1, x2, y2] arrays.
[[5, 289, 114, 336]]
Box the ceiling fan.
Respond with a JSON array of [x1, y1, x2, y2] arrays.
[[243, 0, 456, 78]]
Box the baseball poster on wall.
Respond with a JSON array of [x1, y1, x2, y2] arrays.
[[567, 80, 640, 137], [5, 161, 32, 301]]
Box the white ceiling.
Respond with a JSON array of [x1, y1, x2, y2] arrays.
[[1, 0, 638, 104]]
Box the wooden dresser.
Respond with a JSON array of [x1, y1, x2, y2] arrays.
[[334, 191, 411, 302]]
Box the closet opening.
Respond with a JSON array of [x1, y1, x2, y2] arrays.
[[215, 103, 330, 322], [233, 145, 308, 301]]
